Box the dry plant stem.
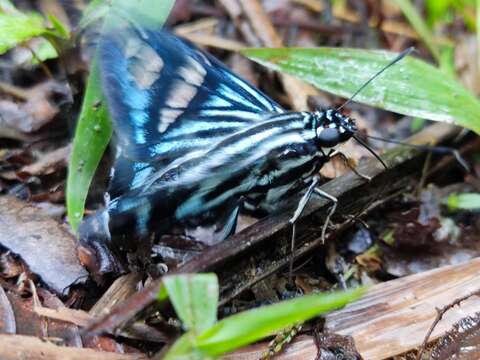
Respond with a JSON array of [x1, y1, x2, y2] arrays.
[[223, 0, 318, 110], [0, 80, 31, 99], [180, 33, 246, 51], [416, 289, 480, 360], [34, 306, 168, 343], [416, 150, 432, 196], [219, 189, 402, 307], [174, 17, 219, 35], [89, 273, 142, 317], [26, 44, 54, 79], [290, 0, 452, 45], [174, 17, 246, 50]]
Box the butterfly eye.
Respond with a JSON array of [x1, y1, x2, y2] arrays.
[[317, 127, 341, 148]]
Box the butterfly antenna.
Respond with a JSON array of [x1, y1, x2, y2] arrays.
[[336, 47, 415, 111], [352, 134, 388, 170], [365, 134, 470, 172]]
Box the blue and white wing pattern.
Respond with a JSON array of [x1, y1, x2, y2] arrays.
[[98, 27, 284, 196], [99, 27, 283, 162], [79, 26, 289, 274]]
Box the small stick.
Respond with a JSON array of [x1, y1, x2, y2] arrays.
[[416, 289, 480, 360], [223, 0, 318, 110]]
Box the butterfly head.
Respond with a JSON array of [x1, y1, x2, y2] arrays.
[[313, 109, 357, 148]]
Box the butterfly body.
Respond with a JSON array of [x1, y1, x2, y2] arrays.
[[78, 28, 357, 276]]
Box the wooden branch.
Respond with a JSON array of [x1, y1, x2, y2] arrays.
[[34, 306, 167, 344], [223, 258, 480, 359], [326, 258, 480, 359], [82, 122, 464, 337]]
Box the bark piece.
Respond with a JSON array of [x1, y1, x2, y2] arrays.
[[0, 196, 87, 294], [325, 258, 480, 359]]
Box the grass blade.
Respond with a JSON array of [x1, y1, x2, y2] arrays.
[[196, 287, 365, 356], [0, 7, 46, 54], [164, 274, 219, 334], [67, 59, 112, 231]]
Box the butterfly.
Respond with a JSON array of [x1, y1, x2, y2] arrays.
[[77, 23, 408, 278]]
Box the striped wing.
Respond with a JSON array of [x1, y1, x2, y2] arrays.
[[98, 27, 283, 195]]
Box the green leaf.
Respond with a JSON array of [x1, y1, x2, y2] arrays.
[[78, 0, 111, 30], [81, 0, 176, 32], [195, 287, 365, 356], [0, 11, 46, 54], [241, 47, 480, 134], [158, 283, 168, 302], [47, 14, 70, 39], [444, 193, 480, 210], [426, 0, 452, 26], [103, 0, 176, 32], [67, 0, 175, 230], [164, 274, 219, 334], [67, 58, 112, 231], [34, 39, 58, 62], [410, 117, 426, 133], [163, 332, 210, 360]]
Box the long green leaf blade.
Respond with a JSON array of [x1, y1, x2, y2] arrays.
[[67, 59, 112, 231], [242, 47, 480, 134], [195, 287, 365, 356], [444, 193, 480, 211], [164, 274, 219, 334], [67, 0, 175, 230], [0, 10, 46, 54]]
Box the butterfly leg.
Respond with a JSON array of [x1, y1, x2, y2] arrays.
[[333, 151, 371, 181], [313, 188, 338, 243], [288, 175, 321, 283]]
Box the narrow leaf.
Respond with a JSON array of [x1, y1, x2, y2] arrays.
[[67, 58, 112, 231], [196, 287, 365, 356], [0, 11, 46, 54], [242, 47, 480, 134], [164, 274, 219, 334], [47, 14, 70, 39], [103, 0, 176, 32], [67, 0, 175, 230], [444, 193, 480, 211], [163, 333, 206, 360]]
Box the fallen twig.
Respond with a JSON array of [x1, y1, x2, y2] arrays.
[[416, 289, 480, 360]]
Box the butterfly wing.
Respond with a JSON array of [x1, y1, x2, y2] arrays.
[[99, 27, 283, 162], [98, 27, 283, 196]]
